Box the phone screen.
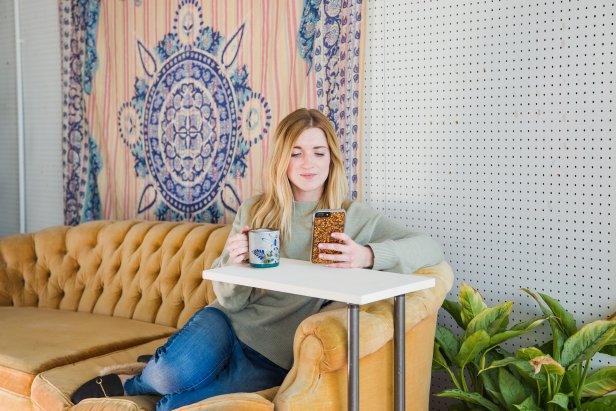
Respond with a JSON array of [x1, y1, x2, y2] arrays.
[[311, 209, 346, 264]]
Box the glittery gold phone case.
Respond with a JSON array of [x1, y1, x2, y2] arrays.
[[311, 209, 346, 264]]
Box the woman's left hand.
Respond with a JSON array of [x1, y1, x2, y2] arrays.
[[318, 232, 374, 269]]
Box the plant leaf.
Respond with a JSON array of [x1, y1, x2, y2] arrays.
[[447, 403, 470, 411], [561, 368, 580, 394], [510, 316, 547, 331], [600, 344, 616, 356], [455, 330, 490, 368], [549, 323, 566, 362], [538, 293, 577, 336], [516, 347, 545, 360], [538, 339, 555, 357], [581, 395, 616, 411], [490, 318, 546, 347], [498, 367, 527, 410], [521, 288, 566, 361], [520, 288, 551, 316], [491, 357, 549, 388], [560, 320, 616, 367], [480, 356, 546, 387], [599, 329, 616, 355], [480, 357, 524, 374], [528, 355, 565, 376], [460, 283, 487, 326], [442, 299, 466, 329], [484, 347, 505, 367], [547, 392, 570, 409], [480, 370, 507, 408], [466, 301, 513, 337], [512, 396, 544, 411], [433, 343, 448, 370], [436, 325, 460, 363], [580, 366, 616, 397], [436, 389, 501, 411]]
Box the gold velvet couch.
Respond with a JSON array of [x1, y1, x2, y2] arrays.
[[0, 220, 453, 411]]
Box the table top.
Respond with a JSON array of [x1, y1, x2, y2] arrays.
[[202, 258, 435, 304]]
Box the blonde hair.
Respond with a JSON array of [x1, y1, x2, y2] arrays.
[[249, 108, 348, 242]]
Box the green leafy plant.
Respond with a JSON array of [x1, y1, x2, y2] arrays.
[[433, 283, 616, 411]]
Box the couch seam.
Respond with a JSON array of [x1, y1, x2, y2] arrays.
[[32, 373, 72, 407], [0, 384, 30, 400], [78, 397, 141, 410]]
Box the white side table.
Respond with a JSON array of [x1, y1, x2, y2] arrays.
[[203, 258, 435, 411]]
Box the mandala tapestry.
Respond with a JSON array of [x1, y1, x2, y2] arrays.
[[60, 0, 366, 225]]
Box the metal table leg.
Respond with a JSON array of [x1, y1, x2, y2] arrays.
[[348, 303, 359, 411], [394, 295, 405, 411]]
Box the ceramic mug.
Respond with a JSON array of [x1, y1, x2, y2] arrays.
[[248, 229, 280, 268]]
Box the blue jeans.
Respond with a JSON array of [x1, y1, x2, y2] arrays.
[[124, 307, 287, 411]]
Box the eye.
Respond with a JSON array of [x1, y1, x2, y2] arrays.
[[291, 152, 301, 158], [315, 151, 326, 157]]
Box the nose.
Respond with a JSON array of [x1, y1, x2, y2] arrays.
[[301, 154, 313, 168]]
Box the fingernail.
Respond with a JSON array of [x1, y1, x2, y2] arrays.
[[318, 244, 323, 249]]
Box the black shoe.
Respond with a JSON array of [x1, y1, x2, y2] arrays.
[[71, 374, 124, 404], [137, 354, 152, 363]]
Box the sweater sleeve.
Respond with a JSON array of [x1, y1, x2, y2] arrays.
[[356, 205, 444, 274], [210, 199, 254, 312]]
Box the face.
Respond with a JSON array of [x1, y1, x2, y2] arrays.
[[286, 127, 331, 201]]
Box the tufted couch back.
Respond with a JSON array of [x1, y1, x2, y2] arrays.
[[0, 221, 231, 328]]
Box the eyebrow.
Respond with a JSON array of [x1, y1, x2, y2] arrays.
[[292, 145, 328, 150]]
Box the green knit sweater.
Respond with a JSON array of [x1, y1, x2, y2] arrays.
[[209, 196, 443, 370]]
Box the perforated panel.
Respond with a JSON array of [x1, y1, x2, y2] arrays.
[[363, 1, 615, 408]]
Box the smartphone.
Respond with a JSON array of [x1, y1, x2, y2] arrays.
[[311, 209, 346, 264]]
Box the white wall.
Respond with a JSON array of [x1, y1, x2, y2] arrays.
[[0, 1, 64, 235], [363, 0, 615, 408], [0, 1, 19, 237], [18, 1, 63, 232]]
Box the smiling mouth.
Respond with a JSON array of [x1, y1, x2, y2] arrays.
[[300, 173, 317, 178]]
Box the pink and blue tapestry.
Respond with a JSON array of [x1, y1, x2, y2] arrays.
[[60, 0, 366, 225]]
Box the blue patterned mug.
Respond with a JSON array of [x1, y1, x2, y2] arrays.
[[248, 229, 280, 268]]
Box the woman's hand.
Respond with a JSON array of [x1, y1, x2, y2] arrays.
[[226, 226, 251, 264], [318, 232, 375, 269]]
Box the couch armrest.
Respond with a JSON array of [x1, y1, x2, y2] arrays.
[[175, 387, 278, 411], [0, 231, 44, 306], [275, 261, 454, 409]]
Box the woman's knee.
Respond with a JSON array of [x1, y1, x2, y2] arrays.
[[136, 308, 236, 394]]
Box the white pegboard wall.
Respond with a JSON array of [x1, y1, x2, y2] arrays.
[[363, 1, 615, 409]]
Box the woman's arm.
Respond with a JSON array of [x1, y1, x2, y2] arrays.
[[316, 202, 444, 273], [365, 211, 444, 274], [210, 201, 254, 312], [367, 214, 443, 273]]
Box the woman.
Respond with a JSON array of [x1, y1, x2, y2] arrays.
[[72, 108, 443, 410]]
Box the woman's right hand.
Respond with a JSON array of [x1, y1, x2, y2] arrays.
[[226, 226, 251, 264]]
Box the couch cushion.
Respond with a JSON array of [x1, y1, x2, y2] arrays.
[[0, 307, 175, 397], [33, 338, 279, 411], [31, 338, 278, 411], [32, 338, 167, 411]]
